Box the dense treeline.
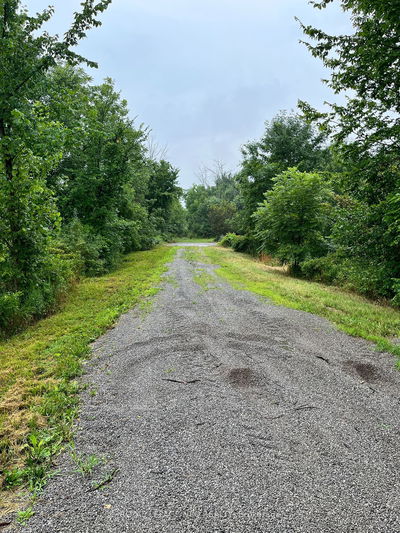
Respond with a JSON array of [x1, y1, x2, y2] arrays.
[[0, 1, 185, 333], [185, 169, 241, 238], [187, 0, 400, 305]]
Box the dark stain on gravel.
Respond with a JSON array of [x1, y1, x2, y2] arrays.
[[227, 367, 253, 387], [345, 360, 383, 382], [353, 362, 380, 381], [12, 248, 400, 533]]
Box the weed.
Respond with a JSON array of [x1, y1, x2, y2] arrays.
[[193, 270, 220, 292], [183, 248, 199, 263], [164, 275, 179, 288], [70, 450, 102, 476], [16, 507, 34, 524], [90, 468, 119, 492]]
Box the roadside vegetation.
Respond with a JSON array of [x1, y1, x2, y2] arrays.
[[0, 2, 186, 337], [186, 0, 400, 308], [170, 238, 215, 243], [198, 246, 400, 362], [0, 246, 175, 513]]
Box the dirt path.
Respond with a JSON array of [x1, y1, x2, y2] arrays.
[[17, 248, 400, 532]]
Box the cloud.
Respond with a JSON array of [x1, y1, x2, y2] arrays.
[[27, 0, 352, 187]]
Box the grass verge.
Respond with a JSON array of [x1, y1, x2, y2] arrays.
[[169, 237, 214, 243], [0, 245, 176, 514], [200, 246, 400, 363]]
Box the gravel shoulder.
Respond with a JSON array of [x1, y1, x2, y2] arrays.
[[16, 248, 400, 532]]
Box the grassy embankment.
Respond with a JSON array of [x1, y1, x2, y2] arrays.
[[0, 246, 176, 513], [196, 246, 400, 363]]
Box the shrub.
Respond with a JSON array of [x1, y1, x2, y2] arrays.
[[301, 255, 340, 284], [231, 234, 258, 255], [220, 233, 237, 247], [220, 233, 258, 255], [0, 248, 77, 336], [0, 292, 22, 330], [253, 168, 332, 270], [302, 253, 396, 302]]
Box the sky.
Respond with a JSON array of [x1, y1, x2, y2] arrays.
[[27, 0, 352, 189]]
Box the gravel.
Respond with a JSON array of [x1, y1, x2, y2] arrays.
[[15, 247, 400, 532]]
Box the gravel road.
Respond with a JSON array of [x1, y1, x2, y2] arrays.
[[17, 247, 400, 532]]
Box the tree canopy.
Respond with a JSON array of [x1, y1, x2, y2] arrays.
[[0, 2, 184, 332]]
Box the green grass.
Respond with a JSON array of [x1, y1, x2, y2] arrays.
[[183, 248, 199, 263], [0, 245, 176, 513], [169, 237, 214, 243], [193, 269, 220, 292], [199, 246, 400, 363]]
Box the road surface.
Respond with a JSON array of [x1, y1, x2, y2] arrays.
[[18, 247, 400, 532]]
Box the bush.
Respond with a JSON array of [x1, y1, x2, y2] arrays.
[[301, 255, 340, 284], [0, 292, 22, 330], [220, 233, 237, 247], [220, 233, 258, 255], [254, 169, 332, 269], [302, 253, 397, 302], [0, 248, 77, 336], [231, 235, 251, 253], [392, 280, 400, 307]]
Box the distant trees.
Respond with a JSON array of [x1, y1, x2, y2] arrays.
[[185, 170, 240, 238]]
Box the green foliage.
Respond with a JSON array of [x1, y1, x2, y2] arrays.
[[298, 0, 400, 201], [300, 255, 340, 284], [0, 3, 184, 333], [71, 450, 102, 476], [230, 234, 258, 254], [220, 233, 238, 247], [237, 112, 330, 232], [145, 160, 184, 238], [0, 1, 112, 333], [185, 185, 213, 237], [185, 171, 239, 238], [16, 507, 34, 525], [220, 233, 258, 255], [254, 169, 332, 270], [298, 1, 400, 300]]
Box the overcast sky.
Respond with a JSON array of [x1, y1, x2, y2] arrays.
[[27, 0, 351, 188]]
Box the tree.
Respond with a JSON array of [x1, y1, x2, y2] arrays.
[[145, 160, 183, 237], [208, 200, 237, 237], [254, 169, 332, 272], [185, 170, 240, 238], [185, 185, 213, 237], [0, 0, 111, 326], [298, 0, 400, 201], [54, 78, 146, 226], [237, 112, 330, 231], [298, 0, 400, 300]]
